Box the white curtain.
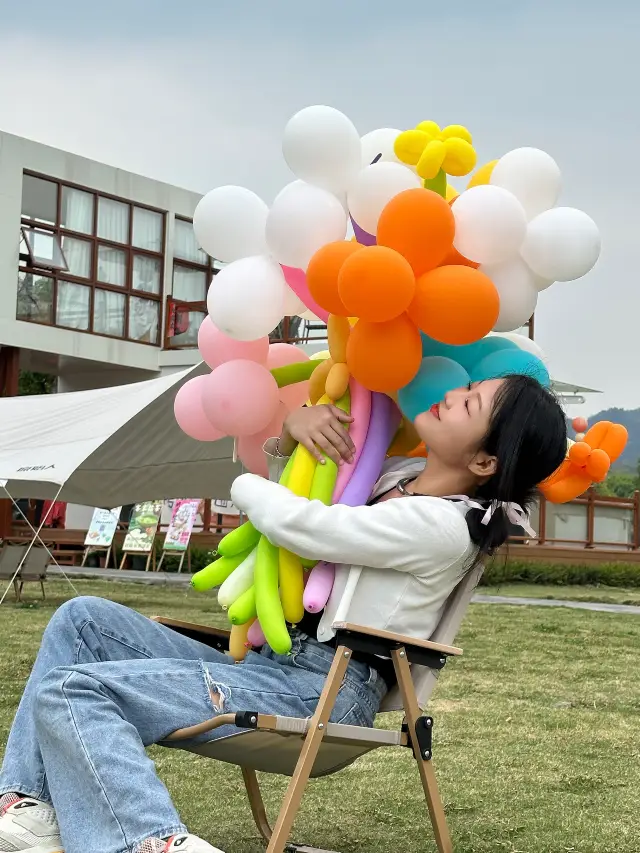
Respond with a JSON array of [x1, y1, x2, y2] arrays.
[[129, 296, 159, 344], [61, 187, 94, 234], [57, 281, 90, 330], [132, 255, 161, 294], [93, 289, 125, 337], [173, 218, 207, 264], [97, 246, 126, 286], [97, 198, 129, 244], [61, 237, 92, 278], [172, 264, 206, 301], [133, 208, 163, 252]]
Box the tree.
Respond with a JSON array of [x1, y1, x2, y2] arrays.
[[595, 470, 638, 499], [18, 371, 56, 396]]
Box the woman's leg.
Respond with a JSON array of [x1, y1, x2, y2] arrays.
[[0, 596, 234, 803], [32, 653, 328, 853]]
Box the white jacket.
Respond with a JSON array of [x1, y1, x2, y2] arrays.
[[229, 444, 476, 643]]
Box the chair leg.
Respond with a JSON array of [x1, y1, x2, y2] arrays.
[[265, 646, 351, 853], [40, 580, 46, 600], [242, 767, 272, 843], [13, 579, 20, 602], [18, 581, 24, 602], [391, 648, 453, 853]]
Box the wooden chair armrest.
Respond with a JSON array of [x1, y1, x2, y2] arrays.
[[151, 617, 231, 652], [332, 621, 462, 664]]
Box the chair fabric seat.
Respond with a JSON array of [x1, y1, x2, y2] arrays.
[[182, 722, 402, 778]]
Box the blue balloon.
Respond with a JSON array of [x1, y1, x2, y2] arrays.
[[470, 348, 550, 388], [398, 357, 471, 422], [421, 334, 519, 373]]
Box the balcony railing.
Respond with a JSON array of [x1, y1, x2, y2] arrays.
[[163, 298, 328, 350]]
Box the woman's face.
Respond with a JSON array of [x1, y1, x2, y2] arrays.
[[414, 379, 505, 470]]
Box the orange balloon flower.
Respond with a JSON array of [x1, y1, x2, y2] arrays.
[[540, 422, 628, 503], [377, 187, 455, 277], [346, 314, 422, 393], [338, 246, 416, 323], [306, 241, 363, 316], [408, 265, 499, 345]]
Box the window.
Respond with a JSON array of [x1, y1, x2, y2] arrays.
[[21, 176, 57, 225], [18, 171, 165, 344], [168, 217, 218, 347], [17, 272, 54, 323]]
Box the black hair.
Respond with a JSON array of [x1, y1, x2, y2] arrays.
[[465, 374, 567, 558]]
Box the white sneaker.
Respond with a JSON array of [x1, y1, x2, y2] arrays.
[[136, 835, 225, 853], [0, 797, 63, 852]]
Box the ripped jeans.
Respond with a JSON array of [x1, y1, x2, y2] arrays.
[[0, 596, 386, 853]]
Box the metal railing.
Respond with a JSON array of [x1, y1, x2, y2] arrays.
[[163, 299, 328, 350]]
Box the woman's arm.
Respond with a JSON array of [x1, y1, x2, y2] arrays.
[[262, 403, 357, 482], [230, 473, 470, 574]]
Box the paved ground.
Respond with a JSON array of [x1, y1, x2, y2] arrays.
[[48, 565, 640, 615]]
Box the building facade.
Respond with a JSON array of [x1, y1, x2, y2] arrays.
[[0, 130, 228, 395]]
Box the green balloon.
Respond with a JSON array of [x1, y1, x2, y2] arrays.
[[191, 549, 252, 592], [217, 521, 260, 558], [254, 536, 291, 654], [423, 169, 447, 198], [228, 585, 257, 625], [270, 361, 317, 387]]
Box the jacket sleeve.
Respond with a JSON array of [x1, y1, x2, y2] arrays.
[[230, 472, 471, 574]]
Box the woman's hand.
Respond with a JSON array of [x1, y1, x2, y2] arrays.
[[280, 405, 355, 465]]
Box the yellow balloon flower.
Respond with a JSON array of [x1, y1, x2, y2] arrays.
[[394, 121, 477, 182]]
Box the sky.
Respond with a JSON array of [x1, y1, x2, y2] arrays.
[[0, 0, 637, 416]]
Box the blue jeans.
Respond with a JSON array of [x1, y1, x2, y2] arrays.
[[0, 596, 386, 853]]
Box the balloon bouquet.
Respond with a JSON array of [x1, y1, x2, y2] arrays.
[[174, 106, 622, 661]]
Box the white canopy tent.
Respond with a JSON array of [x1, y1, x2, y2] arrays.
[[0, 363, 240, 506]]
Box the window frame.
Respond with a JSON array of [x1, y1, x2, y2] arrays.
[[18, 171, 167, 347], [165, 215, 218, 348]]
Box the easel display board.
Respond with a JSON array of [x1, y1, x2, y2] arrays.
[[120, 501, 163, 571], [82, 507, 121, 568], [158, 499, 200, 573]]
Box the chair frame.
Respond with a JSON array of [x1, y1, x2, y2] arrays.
[[155, 617, 461, 853]]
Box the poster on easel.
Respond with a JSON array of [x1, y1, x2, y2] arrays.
[[158, 499, 200, 573], [120, 501, 163, 571], [82, 507, 121, 568]]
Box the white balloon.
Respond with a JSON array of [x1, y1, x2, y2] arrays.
[[481, 257, 539, 332], [207, 255, 284, 341], [347, 162, 421, 235], [491, 331, 546, 360], [520, 207, 601, 282], [360, 128, 402, 167], [491, 148, 561, 219], [282, 105, 362, 194], [453, 185, 527, 265], [283, 285, 307, 316], [266, 181, 347, 270], [193, 186, 268, 263]]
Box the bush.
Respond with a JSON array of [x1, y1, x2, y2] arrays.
[[482, 558, 640, 588]]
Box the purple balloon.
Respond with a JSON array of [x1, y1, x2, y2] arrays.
[[303, 561, 335, 613], [350, 216, 377, 247], [339, 393, 400, 507], [302, 393, 400, 615]]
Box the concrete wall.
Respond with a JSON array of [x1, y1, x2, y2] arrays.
[[0, 130, 204, 374]]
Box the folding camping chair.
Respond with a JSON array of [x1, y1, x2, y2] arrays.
[[0, 542, 49, 602], [153, 564, 482, 853]]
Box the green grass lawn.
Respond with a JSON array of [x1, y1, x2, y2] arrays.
[[2, 579, 639, 853], [478, 582, 640, 605]]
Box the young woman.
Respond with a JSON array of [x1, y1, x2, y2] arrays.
[[0, 375, 566, 853]]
